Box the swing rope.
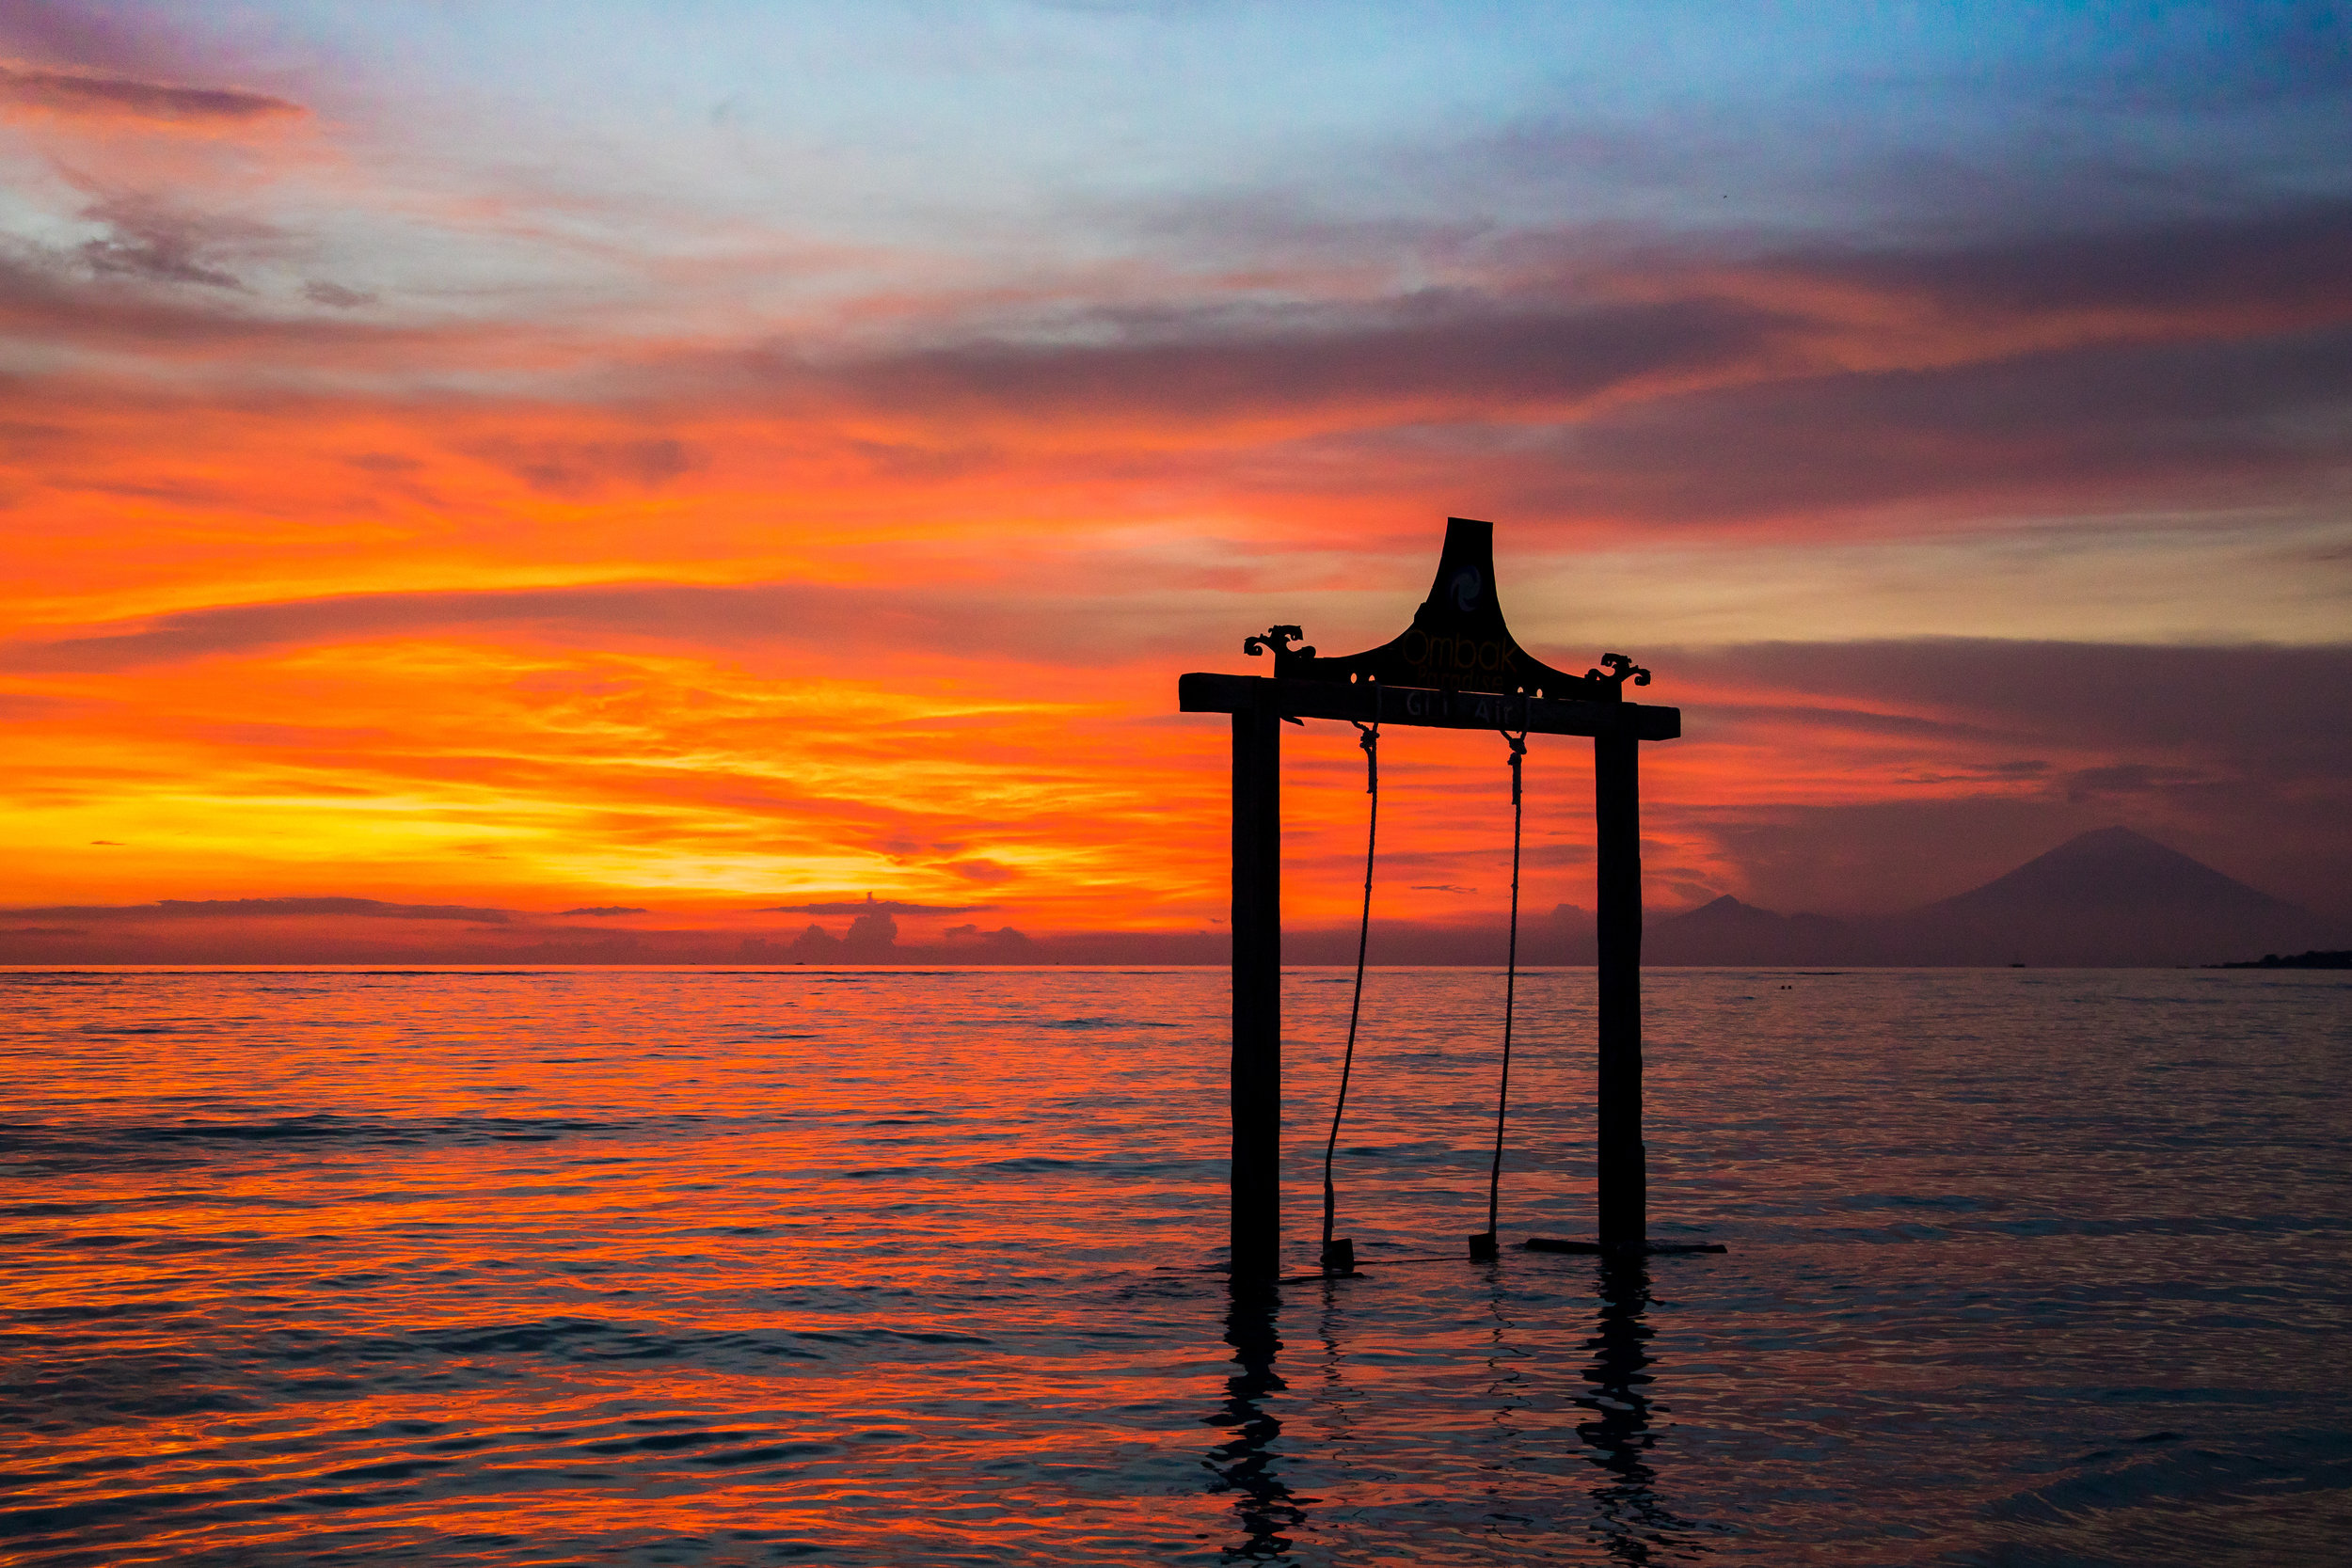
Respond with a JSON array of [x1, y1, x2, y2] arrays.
[[1322, 712, 1528, 1274], [1320, 719, 1378, 1269], [1484, 725, 1529, 1245]]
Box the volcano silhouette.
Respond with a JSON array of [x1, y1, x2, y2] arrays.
[[1888, 826, 2325, 965], [1647, 827, 2335, 966]]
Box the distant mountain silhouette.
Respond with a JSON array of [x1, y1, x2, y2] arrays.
[[1883, 826, 2326, 965], [1647, 827, 2338, 967], [2217, 949, 2352, 970]]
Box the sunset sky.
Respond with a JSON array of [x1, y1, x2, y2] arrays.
[[3, 2, 2347, 959]]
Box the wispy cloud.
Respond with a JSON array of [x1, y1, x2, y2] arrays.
[[763, 897, 995, 915], [73, 195, 264, 287], [14, 896, 511, 923], [0, 61, 301, 126], [465, 436, 705, 498]]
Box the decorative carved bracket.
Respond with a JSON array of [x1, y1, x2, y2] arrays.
[[1243, 625, 1315, 660], [1588, 653, 1651, 690]]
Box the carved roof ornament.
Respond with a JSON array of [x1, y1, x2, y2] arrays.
[[1243, 516, 1648, 702]]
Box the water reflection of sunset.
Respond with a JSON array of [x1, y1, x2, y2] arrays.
[[9, 967, 2344, 1562]]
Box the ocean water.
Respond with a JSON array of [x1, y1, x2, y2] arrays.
[[2, 965, 2347, 1565]]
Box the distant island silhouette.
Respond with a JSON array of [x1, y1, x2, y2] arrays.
[[2213, 950, 2352, 970]]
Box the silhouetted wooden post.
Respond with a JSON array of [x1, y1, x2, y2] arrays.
[[1182, 516, 1705, 1270], [1230, 695, 1282, 1279], [1594, 732, 1646, 1251]]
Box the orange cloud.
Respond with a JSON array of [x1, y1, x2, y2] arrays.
[[0, 61, 301, 128]]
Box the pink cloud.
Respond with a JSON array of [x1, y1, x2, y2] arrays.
[[0, 61, 301, 126]]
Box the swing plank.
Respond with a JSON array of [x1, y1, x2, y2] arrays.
[[1178, 673, 1679, 740]]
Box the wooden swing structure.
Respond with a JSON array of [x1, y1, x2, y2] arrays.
[[1178, 517, 1708, 1279]]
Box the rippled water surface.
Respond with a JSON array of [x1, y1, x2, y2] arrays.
[[3, 966, 2348, 1564]]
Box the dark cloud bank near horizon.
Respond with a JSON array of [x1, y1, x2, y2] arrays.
[[7, 827, 2340, 970]]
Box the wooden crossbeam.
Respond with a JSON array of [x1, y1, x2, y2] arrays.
[[1178, 672, 1680, 741]]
